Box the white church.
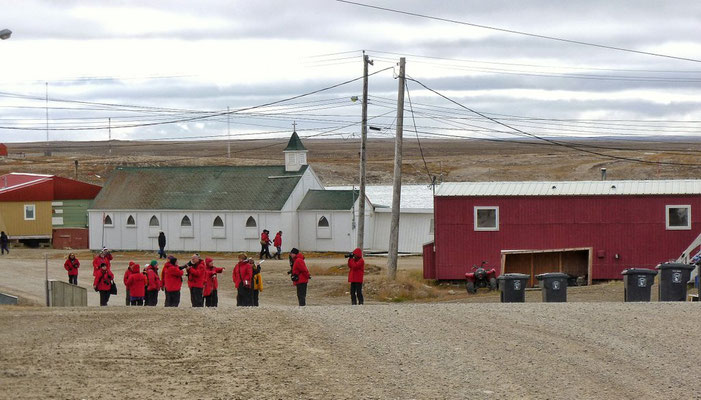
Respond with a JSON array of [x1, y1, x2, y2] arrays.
[[88, 132, 434, 253]]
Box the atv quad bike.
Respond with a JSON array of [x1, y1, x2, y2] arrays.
[[465, 261, 497, 294]]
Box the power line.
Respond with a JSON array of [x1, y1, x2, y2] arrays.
[[337, 0, 701, 63]]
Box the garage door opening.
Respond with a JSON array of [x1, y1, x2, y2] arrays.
[[501, 248, 592, 288]]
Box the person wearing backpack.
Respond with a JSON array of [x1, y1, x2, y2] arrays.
[[64, 253, 80, 285], [93, 263, 114, 306]]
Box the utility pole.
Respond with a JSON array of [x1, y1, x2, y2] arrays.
[[74, 160, 79, 180], [357, 51, 373, 250], [387, 57, 405, 280], [45, 82, 51, 156], [227, 106, 231, 158], [108, 117, 112, 155]]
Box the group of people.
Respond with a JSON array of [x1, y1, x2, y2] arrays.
[[64, 236, 366, 307], [259, 230, 283, 260]]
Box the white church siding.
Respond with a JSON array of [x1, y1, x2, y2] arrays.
[[298, 210, 355, 252], [370, 208, 434, 253]]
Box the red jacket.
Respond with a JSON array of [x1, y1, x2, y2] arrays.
[[232, 261, 252, 289], [123, 262, 137, 286], [126, 270, 146, 298], [292, 253, 310, 285], [348, 248, 365, 283], [64, 258, 80, 276], [186, 260, 206, 289], [261, 232, 270, 244], [93, 269, 114, 291], [146, 266, 161, 291], [273, 233, 282, 247], [203, 261, 224, 297], [163, 262, 184, 292], [92, 254, 113, 276]]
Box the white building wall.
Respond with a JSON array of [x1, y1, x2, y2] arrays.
[[371, 210, 434, 253], [298, 210, 355, 252]]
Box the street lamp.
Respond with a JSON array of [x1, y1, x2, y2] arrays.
[[0, 29, 11, 40]]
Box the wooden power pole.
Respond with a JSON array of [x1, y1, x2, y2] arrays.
[[357, 51, 373, 250], [387, 57, 405, 280]]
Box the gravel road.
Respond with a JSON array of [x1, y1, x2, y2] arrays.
[[1, 303, 700, 400]]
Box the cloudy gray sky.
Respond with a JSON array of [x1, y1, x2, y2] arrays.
[[1, 0, 701, 143]]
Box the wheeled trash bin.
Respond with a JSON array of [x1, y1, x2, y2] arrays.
[[621, 268, 657, 302], [656, 262, 695, 301], [535, 272, 568, 302], [497, 273, 530, 303]]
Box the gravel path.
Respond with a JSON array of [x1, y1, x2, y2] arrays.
[[1, 303, 699, 399]]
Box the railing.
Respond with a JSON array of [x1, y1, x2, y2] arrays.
[[676, 232, 701, 283]]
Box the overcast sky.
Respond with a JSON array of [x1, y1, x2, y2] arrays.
[[2, 0, 701, 143]]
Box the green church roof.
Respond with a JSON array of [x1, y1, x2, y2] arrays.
[[297, 189, 359, 211], [284, 131, 307, 151], [91, 165, 308, 211]]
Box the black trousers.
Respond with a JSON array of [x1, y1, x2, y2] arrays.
[[205, 289, 218, 307], [99, 290, 111, 306], [260, 244, 272, 259], [158, 247, 166, 258], [146, 290, 158, 306], [237, 286, 252, 306], [68, 275, 78, 285], [165, 290, 180, 307], [1, 243, 8, 254], [350, 282, 364, 305], [253, 290, 259, 306], [125, 289, 131, 306], [130, 298, 144, 306], [190, 287, 204, 307], [296, 283, 307, 306]]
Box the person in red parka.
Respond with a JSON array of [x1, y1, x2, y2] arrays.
[[203, 257, 224, 307], [259, 230, 272, 259], [347, 248, 365, 305], [125, 263, 146, 306], [92, 248, 113, 277], [93, 263, 114, 306], [123, 261, 137, 306], [291, 251, 310, 306], [272, 231, 283, 260], [145, 260, 161, 306], [163, 256, 184, 307], [64, 253, 80, 285], [185, 254, 206, 307], [233, 253, 253, 306]]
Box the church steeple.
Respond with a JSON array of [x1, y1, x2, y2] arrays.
[[284, 125, 308, 172]]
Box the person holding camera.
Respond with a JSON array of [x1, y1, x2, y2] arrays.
[[64, 253, 80, 285], [145, 260, 161, 306], [347, 248, 365, 305], [233, 253, 253, 306], [92, 248, 112, 277], [186, 254, 206, 307], [203, 257, 224, 307], [93, 263, 114, 306], [291, 251, 310, 306], [163, 256, 184, 307]]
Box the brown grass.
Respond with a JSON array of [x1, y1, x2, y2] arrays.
[[308, 263, 382, 276]]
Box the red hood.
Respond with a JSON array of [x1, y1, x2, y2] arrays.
[[352, 248, 362, 258], [131, 264, 141, 273], [295, 253, 305, 260]]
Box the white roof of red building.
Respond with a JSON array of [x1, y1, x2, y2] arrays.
[[436, 180, 701, 196]]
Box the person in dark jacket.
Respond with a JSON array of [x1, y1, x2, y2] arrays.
[[186, 254, 206, 307], [291, 251, 310, 306], [145, 260, 161, 306], [64, 253, 80, 285], [93, 263, 114, 306], [347, 248, 365, 305], [233, 253, 253, 306], [259, 230, 272, 259], [0, 231, 9, 255], [163, 256, 184, 307], [157, 232, 166, 259]]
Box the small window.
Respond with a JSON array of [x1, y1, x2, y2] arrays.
[[24, 204, 36, 221], [474, 206, 499, 231], [103, 214, 113, 227], [666, 205, 691, 230], [126, 215, 136, 227], [149, 216, 159, 227], [213, 216, 224, 227], [181, 215, 192, 227], [318, 216, 329, 227], [246, 216, 257, 228]]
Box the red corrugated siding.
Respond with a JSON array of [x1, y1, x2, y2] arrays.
[[0, 144, 7, 156], [0, 176, 101, 202], [0, 179, 54, 201], [52, 177, 101, 200], [432, 195, 701, 280], [52, 228, 89, 249]]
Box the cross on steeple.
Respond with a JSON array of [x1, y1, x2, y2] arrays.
[[292, 121, 297, 132]]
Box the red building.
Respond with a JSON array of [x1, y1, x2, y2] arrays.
[[0, 144, 7, 157], [424, 180, 701, 286]]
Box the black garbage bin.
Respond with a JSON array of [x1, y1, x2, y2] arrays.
[[656, 262, 695, 301], [621, 268, 657, 302], [535, 272, 568, 302], [497, 273, 530, 303]]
